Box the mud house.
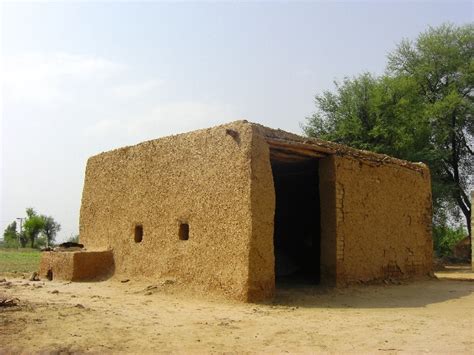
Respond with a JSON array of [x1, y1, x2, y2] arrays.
[[40, 121, 433, 301]]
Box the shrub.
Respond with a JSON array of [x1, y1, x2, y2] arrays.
[[432, 225, 467, 257]]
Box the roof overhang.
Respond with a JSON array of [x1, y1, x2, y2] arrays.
[[266, 138, 330, 163]]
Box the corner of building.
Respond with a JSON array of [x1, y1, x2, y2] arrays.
[[245, 125, 276, 302]]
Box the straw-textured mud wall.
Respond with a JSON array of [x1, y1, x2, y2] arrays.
[[252, 124, 432, 286], [332, 155, 433, 284], [39, 251, 114, 281], [246, 125, 276, 300], [80, 121, 261, 301], [78, 120, 433, 300], [39, 252, 75, 280], [318, 156, 338, 285]]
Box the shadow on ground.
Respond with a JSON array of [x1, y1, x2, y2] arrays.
[[270, 276, 474, 309]]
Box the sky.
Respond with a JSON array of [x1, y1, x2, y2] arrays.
[[1, 0, 472, 242]]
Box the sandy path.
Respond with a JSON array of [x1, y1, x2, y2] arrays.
[[1, 274, 473, 353]]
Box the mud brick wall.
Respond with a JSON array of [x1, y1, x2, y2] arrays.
[[246, 126, 276, 301], [80, 121, 258, 301], [333, 155, 433, 284], [318, 155, 338, 286], [39, 251, 114, 281], [78, 120, 434, 300], [39, 252, 75, 280]]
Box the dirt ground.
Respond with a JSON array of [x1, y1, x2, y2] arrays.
[[1, 267, 473, 353]]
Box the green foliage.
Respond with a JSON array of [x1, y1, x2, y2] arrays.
[[2, 221, 18, 248], [19, 230, 29, 248], [35, 235, 48, 248], [23, 208, 46, 249], [432, 225, 467, 257], [40, 215, 61, 247], [387, 23, 473, 235], [303, 23, 473, 236], [3, 208, 63, 249]]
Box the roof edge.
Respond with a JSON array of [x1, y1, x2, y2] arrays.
[[87, 119, 429, 174], [248, 121, 429, 174]]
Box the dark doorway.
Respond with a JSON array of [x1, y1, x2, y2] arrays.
[[271, 155, 321, 285]]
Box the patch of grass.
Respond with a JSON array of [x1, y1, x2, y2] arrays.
[[0, 248, 41, 274]]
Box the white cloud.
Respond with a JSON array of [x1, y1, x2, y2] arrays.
[[2, 51, 240, 149], [1, 52, 125, 106]]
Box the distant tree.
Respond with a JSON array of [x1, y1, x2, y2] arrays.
[[303, 23, 473, 238], [41, 215, 61, 247], [19, 230, 28, 248], [36, 234, 49, 249], [3, 221, 18, 247], [23, 208, 45, 248]]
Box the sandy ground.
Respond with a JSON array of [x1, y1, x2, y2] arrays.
[[1, 269, 473, 353]]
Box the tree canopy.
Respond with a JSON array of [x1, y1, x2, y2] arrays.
[[3, 221, 18, 247], [303, 23, 473, 237], [41, 215, 61, 247], [23, 208, 45, 249], [3, 208, 62, 248]]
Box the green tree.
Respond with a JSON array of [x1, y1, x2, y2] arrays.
[[303, 23, 473, 237], [23, 208, 45, 248], [41, 215, 61, 247], [387, 23, 473, 238], [18, 230, 28, 248], [3, 221, 18, 247]]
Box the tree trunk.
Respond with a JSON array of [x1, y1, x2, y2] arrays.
[[448, 110, 471, 240], [453, 185, 471, 240]]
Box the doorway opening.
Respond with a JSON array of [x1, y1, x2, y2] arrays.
[[271, 155, 321, 286]]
